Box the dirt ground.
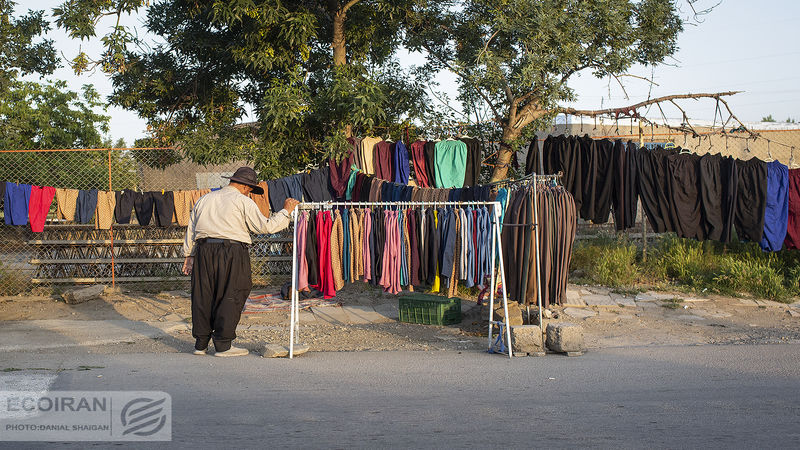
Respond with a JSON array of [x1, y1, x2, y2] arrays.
[[3, 282, 800, 354]]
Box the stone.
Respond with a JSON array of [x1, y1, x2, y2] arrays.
[[503, 325, 544, 354], [587, 286, 610, 295], [262, 344, 309, 358], [682, 297, 709, 303], [543, 309, 553, 319], [738, 299, 760, 306], [565, 289, 584, 306], [493, 301, 523, 326], [583, 294, 616, 307], [788, 309, 800, 318], [612, 295, 637, 308], [546, 322, 585, 353], [635, 291, 676, 302], [61, 285, 107, 305], [563, 307, 597, 320]]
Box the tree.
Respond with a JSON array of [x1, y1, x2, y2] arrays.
[[55, 0, 431, 177], [406, 0, 731, 181], [762, 114, 776, 122], [0, 1, 123, 189]]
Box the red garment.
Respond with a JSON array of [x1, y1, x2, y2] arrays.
[[314, 211, 336, 298], [29, 186, 55, 232], [785, 169, 800, 249], [472, 210, 479, 281], [409, 141, 430, 187], [374, 141, 394, 181], [329, 141, 355, 199]]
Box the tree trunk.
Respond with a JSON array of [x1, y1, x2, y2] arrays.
[[332, 13, 347, 66], [490, 126, 522, 181]]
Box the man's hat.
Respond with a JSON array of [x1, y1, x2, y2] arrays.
[[224, 167, 264, 195]]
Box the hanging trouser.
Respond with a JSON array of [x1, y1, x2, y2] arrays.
[[191, 238, 252, 352]]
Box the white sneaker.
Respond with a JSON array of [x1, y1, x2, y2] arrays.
[[192, 348, 209, 356], [214, 346, 249, 357]]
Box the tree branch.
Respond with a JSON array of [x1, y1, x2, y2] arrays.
[[340, 0, 361, 16], [560, 91, 741, 118], [420, 42, 504, 124]]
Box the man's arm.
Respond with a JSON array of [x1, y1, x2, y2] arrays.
[[182, 205, 198, 275], [244, 197, 299, 234]]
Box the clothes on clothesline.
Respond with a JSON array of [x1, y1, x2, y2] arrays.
[[295, 204, 497, 298], [74, 189, 98, 224], [529, 134, 800, 252], [29, 186, 55, 232], [333, 136, 482, 189], [760, 161, 789, 252]]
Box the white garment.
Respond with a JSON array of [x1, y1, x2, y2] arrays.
[[183, 186, 290, 256]]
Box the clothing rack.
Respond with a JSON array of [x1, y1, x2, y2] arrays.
[[288, 200, 514, 359], [529, 173, 561, 332]]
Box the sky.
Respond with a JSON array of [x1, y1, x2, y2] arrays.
[[21, 0, 800, 146]]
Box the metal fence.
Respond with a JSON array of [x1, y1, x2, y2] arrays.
[[0, 148, 293, 295]]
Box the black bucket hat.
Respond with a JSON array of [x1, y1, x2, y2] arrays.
[[223, 167, 264, 194]]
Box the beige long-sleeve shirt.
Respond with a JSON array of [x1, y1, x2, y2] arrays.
[[183, 186, 291, 256]]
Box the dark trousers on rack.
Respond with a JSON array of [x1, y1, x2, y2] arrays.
[[191, 239, 252, 352]]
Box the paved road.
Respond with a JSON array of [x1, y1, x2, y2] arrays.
[[2, 345, 800, 448]]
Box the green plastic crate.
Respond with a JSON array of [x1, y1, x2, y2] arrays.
[[398, 294, 461, 325]]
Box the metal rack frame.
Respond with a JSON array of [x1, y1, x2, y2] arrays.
[[287, 200, 513, 359]]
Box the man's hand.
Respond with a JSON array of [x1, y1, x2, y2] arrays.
[[182, 256, 194, 275], [283, 198, 300, 212]]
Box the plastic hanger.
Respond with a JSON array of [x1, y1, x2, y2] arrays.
[[765, 141, 774, 162], [790, 147, 800, 169]]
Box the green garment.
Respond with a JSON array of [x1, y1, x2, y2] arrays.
[[345, 165, 360, 200], [434, 140, 467, 188]]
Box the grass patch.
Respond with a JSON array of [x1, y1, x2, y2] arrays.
[[0, 264, 31, 295], [661, 298, 684, 309], [570, 233, 800, 302]]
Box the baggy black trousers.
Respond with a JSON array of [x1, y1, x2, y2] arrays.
[[191, 240, 252, 352]]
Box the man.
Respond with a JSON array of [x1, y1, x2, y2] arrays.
[[182, 167, 300, 357]]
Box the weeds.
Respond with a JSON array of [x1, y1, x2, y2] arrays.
[[570, 233, 800, 302], [661, 298, 684, 309]]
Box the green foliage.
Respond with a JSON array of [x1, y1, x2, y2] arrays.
[[762, 114, 776, 122], [407, 0, 683, 127], [54, 0, 430, 178], [0, 0, 58, 89], [571, 234, 800, 302], [571, 235, 639, 287], [0, 79, 120, 188]]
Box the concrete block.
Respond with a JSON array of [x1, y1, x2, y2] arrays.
[[583, 294, 616, 307], [564, 289, 585, 306], [546, 322, 584, 353], [62, 285, 106, 305], [504, 325, 544, 354], [563, 307, 596, 320], [492, 301, 523, 326], [635, 291, 676, 302], [262, 344, 309, 358]]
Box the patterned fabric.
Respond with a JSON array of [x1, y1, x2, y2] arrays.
[[94, 190, 117, 230], [55, 188, 79, 221], [330, 210, 345, 291], [172, 190, 194, 226]]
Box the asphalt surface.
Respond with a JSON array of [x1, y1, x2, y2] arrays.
[[2, 344, 800, 448]]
